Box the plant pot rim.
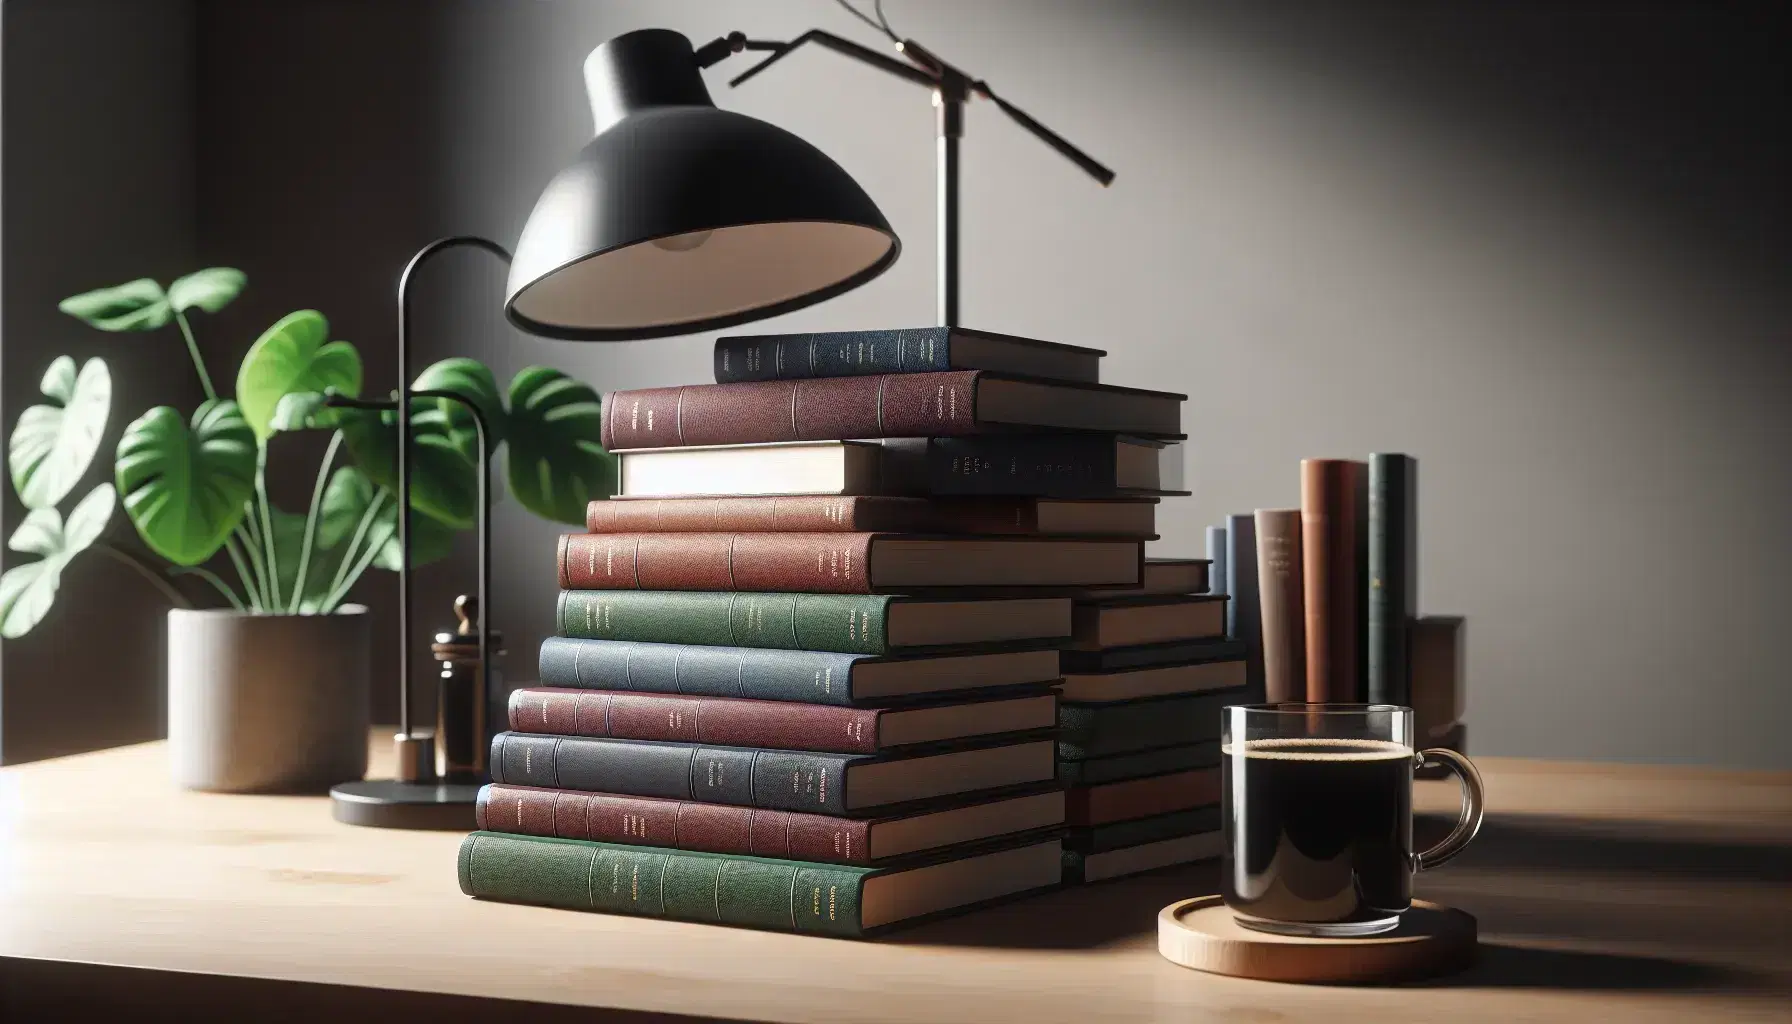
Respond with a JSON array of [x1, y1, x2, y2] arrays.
[[167, 603, 368, 620]]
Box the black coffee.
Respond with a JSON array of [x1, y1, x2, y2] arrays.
[[1222, 738, 1414, 927]]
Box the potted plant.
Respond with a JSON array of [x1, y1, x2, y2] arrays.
[[1, 268, 615, 791]]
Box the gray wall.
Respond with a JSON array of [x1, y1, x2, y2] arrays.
[[1, 0, 202, 763], [4, 1, 1787, 768], [423, 0, 1792, 769]]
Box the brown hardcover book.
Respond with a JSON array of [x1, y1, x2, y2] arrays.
[[507, 688, 1058, 755], [1301, 460, 1366, 702], [586, 495, 1157, 537], [556, 533, 1144, 593], [1068, 595, 1227, 650], [1074, 557, 1210, 600], [1254, 508, 1306, 703], [599, 371, 1184, 449], [476, 784, 1068, 866], [1410, 615, 1465, 740], [1064, 767, 1220, 827]]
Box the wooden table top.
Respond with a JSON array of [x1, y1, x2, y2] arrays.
[[1, 736, 1788, 1023]]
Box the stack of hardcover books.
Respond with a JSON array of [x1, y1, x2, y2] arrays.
[[456, 326, 1187, 935], [1058, 559, 1250, 883]]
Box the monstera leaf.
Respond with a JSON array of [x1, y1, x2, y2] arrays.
[[318, 466, 454, 572], [57, 278, 172, 332], [8, 356, 112, 509], [505, 366, 616, 525], [235, 310, 362, 440], [337, 403, 477, 529], [167, 267, 246, 314], [0, 483, 114, 638], [413, 358, 505, 459], [115, 401, 257, 565]]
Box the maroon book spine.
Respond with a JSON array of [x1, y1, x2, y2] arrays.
[[599, 371, 983, 449], [477, 785, 878, 864], [509, 687, 885, 754], [557, 532, 876, 593], [1301, 459, 1367, 702], [587, 496, 1048, 535]]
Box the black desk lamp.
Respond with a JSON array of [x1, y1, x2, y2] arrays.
[[329, 29, 900, 828]]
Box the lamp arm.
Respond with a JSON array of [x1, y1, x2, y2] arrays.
[[695, 29, 937, 89], [393, 236, 510, 742], [697, 29, 1112, 187]]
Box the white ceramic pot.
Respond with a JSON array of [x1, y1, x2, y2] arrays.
[[167, 605, 370, 792]]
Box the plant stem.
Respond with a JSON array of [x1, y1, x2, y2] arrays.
[[325, 488, 387, 601], [170, 565, 246, 611], [255, 446, 279, 597], [172, 310, 218, 402], [93, 542, 194, 610], [228, 530, 267, 611], [321, 520, 392, 613], [288, 431, 342, 612]]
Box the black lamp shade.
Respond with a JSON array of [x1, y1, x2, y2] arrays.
[[504, 29, 901, 340]]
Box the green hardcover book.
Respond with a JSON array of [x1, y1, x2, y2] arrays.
[[1061, 829, 1224, 884], [1064, 806, 1221, 854], [557, 590, 1070, 655], [1055, 741, 1220, 786], [458, 831, 1063, 937], [1057, 688, 1248, 761]]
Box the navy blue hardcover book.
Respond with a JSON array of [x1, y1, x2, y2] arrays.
[[714, 326, 1103, 384]]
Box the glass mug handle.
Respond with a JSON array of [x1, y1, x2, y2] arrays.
[[1412, 747, 1486, 871]]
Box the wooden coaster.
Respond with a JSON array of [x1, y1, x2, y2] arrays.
[[1157, 895, 1476, 984]]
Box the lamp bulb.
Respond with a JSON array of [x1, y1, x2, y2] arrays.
[[650, 229, 713, 252]]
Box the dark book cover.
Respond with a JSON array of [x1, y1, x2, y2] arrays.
[[1367, 454, 1418, 706]]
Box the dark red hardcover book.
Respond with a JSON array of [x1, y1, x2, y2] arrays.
[[586, 495, 1150, 536], [599, 371, 1183, 449], [556, 532, 1145, 593], [508, 687, 1058, 754], [477, 785, 881, 863]]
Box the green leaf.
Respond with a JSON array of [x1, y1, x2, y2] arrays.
[[0, 483, 114, 638], [115, 400, 256, 565], [168, 267, 246, 314], [337, 403, 478, 529], [8, 356, 112, 509], [318, 466, 455, 572], [414, 358, 506, 459], [505, 366, 616, 525], [235, 310, 362, 440], [58, 278, 172, 332]]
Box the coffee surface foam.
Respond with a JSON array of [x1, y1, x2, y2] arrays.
[[1222, 737, 1413, 761]]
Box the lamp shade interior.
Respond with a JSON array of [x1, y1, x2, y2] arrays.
[[510, 221, 895, 336]]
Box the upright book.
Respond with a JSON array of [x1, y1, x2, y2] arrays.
[[557, 533, 1143, 593], [1301, 460, 1366, 702], [588, 494, 1158, 536], [714, 326, 1103, 384], [556, 591, 1071, 655], [1254, 508, 1305, 703], [1225, 513, 1263, 700], [600, 372, 1184, 449], [1367, 453, 1418, 706], [458, 831, 1063, 937], [615, 436, 1175, 500]]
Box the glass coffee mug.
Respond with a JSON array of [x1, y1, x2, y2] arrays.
[[1222, 704, 1485, 937]]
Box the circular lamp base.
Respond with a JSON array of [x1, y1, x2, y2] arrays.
[[330, 779, 481, 830]]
